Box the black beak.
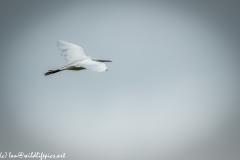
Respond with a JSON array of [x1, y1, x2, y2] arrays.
[[99, 60, 112, 62]]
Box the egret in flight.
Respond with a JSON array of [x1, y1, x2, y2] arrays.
[[45, 40, 112, 76]]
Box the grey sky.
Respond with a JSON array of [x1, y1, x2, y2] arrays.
[[0, 0, 240, 160]]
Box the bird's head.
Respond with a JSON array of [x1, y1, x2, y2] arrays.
[[92, 58, 112, 62]]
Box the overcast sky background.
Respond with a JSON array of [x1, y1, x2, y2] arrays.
[[0, 0, 240, 160]]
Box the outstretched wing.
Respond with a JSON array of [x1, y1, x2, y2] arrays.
[[57, 40, 86, 64], [75, 59, 108, 72]]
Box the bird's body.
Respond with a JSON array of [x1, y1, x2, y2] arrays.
[[45, 40, 112, 76]]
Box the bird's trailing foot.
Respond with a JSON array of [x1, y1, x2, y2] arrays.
[[45, 69, 62, 76]]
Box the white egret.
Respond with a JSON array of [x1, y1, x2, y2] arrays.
[[45, 40, 112, 76]]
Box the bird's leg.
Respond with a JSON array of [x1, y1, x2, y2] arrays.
[[45, 69, 62, 76]]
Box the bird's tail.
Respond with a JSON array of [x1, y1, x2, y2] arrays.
[[45, 69, 62, 76]]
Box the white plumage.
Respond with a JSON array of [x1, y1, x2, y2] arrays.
[[74, 59, 108, 72], [45, 40, 112, 76], [57, 40, 86, 64]]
